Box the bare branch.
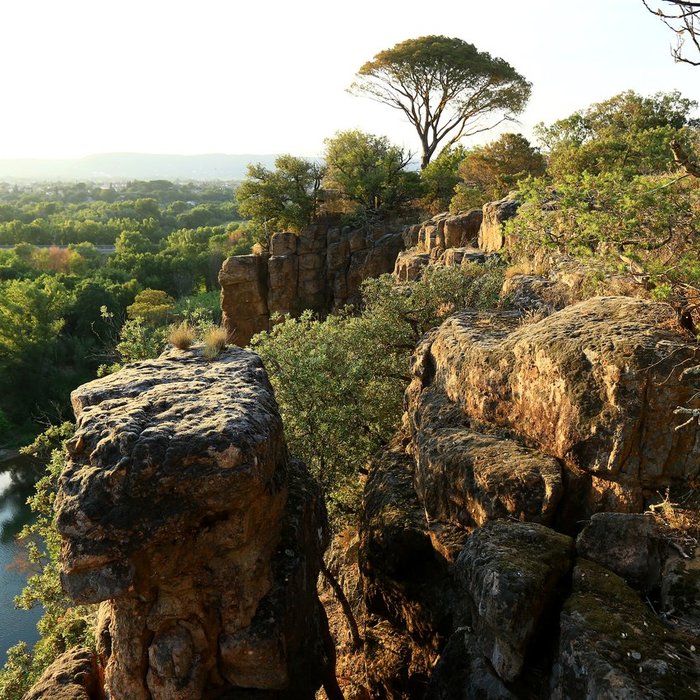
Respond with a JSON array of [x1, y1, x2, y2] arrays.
[[643, 0, 700, 65]]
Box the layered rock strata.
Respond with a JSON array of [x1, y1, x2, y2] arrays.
[[53, 346, 330, 699], [220, 223, 404, 346]]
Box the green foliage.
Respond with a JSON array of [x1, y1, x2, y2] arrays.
[[350, 35, 531, 168], [323, 130, 421, 222], [507, 172, 700, 287], [450, 133, 546, 211], [418, 146, 467, 215], [236, 155, 324, 243], [251, 262, 504, 528], [173, 290, 221, 326], [0, 180, 243, 438], [536, 90, 699, 179], [0, 276, 73, 426], [126, 288, 176, 325], [0, 425, 96, 700], [97, 314, 167, 375]]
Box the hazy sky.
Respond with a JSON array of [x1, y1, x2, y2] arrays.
[[0, 0, 697, 159]]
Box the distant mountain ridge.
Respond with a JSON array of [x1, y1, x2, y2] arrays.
[[0, 153, 286, 182]]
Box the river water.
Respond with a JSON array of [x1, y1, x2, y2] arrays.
[[0, 454, 43, 666]]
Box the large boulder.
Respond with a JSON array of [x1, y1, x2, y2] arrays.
[[55, 346, 330, 699], [444, 209, 483, 248], [412, 297, 700, 518], [393, 249, 430, 282], [576, 512, 667, 593], [219, 254, 269, 346], [22, 648, 100, 700], [425, 627, 515, 700], [409, 385, 563, 528], [455, 521, 574, 682], [553, 559, 700, 699]]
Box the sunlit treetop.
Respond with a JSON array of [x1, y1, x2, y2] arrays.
[[350, 35, 531, 169]]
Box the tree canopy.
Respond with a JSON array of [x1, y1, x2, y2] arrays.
[[451, 133, 545, 211], [349, 35, 531, 168], [536, 90, 699, 179], [322, 130, 421, 221], [235, 155, 324, 243]]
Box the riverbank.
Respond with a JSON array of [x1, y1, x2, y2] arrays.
[[0, 453, 43, 665]]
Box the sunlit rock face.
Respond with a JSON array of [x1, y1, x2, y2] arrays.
[[219, 223, 404, 346], [54, 346, 330, 700], [359, 296, 700, 698], [478, 195, 520, 252]]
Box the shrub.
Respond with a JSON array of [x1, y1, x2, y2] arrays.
[[506, 172, 700, 290], [0, 425, 97, 700], [251, 261, 505, 529]]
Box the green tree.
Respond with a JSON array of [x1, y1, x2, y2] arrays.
[[126, 288, 175, 325], [418, 145, 468, 214], [451, 133, 546, 210], [0, 275, 72, 434], [323, 130, 421, 221], [536, 90, 699, 179], [114, 229, 157, 255], [236, 155, 324, 244], [251, 262, 504, 527], [506, 171, 700, 291], [350, 35, 531, 168]]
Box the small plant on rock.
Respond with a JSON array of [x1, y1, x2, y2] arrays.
[[168, 322, 196, 350], [202, 326, 228, 360]]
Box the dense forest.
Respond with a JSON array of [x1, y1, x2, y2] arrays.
[[0, 180, 251, 446]]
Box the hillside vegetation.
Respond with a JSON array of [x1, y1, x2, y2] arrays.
[[1, 79, 700, 697]]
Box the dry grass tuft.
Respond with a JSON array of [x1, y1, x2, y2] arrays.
[[168, 322, 196, 350], [648, 486, 700, 557], [504, 257, 549, 280], [518, 307, 551, 326], [203, 326, 228, 360]]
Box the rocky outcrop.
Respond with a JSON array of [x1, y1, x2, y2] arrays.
[[553, 559, 700, 699], [220, 223, 404, 346], [414, 296, 700, 516], [52, 346, 331, 699], [396, 210, 483, 263], [22, 647, 101, 700], [393, 249, 431, 282], [455, 522, 574, 682], [478, 196, 520, 252], [576, 512, 667, 593], [392, 200, 517, 284], [359, 295, 700, 698]]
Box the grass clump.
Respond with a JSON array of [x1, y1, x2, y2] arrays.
[[202, 326, 228, 360], [168, 322, 196, 350]]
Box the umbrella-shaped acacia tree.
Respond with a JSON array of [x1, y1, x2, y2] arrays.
[[349, 35, 532, 169]]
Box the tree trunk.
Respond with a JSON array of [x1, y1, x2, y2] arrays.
[[320, 559, 364, 651]]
